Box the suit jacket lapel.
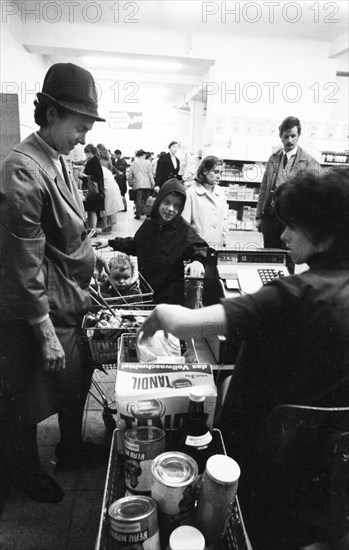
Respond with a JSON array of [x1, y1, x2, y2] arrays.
[[53, 166, 86, 222]]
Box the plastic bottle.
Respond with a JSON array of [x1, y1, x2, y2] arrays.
[[195, 454, 241, 550], [176, 387, 216, 474], [167, 525, 205, 550]]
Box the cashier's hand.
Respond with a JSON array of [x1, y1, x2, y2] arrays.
[[138, 304, 183, 341], [255, 218, 262, 232], [185, 261, 205, 278], [31, 318, 65, 372]]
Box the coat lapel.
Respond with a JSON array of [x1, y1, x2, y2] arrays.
[[54, 169, 86, 222]]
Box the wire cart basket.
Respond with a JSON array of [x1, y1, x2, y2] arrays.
[[95, 429, 253, 550], [82, 273, 154, 431]]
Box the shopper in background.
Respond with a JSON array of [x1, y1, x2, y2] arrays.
[[0, 63, 107, 504], [256, 116, 321, 249], [155, 140, 181, 188], [139, 167, 349, 549], [99, 163, 124, 234], [113, 149, 128, 211], [128, 148, 155, 219], [97, 143, 113, 171], [80, 143, 104, 236], [182, 155, 229, 249], [96, 179, 209, 305]]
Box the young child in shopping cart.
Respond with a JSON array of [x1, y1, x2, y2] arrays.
[[95, 178, 209, 305], [97, 253, 142, 303]]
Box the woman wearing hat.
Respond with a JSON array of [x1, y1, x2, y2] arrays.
[[0, 63, 107, 504]]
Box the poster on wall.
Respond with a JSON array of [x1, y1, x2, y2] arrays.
[[109, 112, 143, 129]]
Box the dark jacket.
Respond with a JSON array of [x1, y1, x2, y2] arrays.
[[155, 152, 180, 187], [83, 155, 105, 212], [113, 156, 128, 195], [108, 179, 209, 304]]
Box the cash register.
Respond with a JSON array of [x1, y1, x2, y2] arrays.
[[206, 248, 289, 362]]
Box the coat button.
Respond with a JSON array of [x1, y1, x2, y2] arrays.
[[81, 230, 87, 241]]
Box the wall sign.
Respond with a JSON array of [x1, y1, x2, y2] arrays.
[[109, 111, 143, 129]]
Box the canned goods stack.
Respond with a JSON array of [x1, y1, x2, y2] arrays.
[[97, 429, 253, 550]]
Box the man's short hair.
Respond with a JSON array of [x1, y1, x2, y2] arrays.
[[168, 141, 178, 149], [114, 149, 122, 155], [274, 166, 349, 256], [279, 116, 302, 136], [136, 149, 146, 157]]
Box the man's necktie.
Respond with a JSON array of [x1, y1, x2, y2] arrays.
[[59, 156, 72, 192], [283, 154, 288, 169]]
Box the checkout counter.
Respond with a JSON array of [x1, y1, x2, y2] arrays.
[[203, 248, 289, 364]]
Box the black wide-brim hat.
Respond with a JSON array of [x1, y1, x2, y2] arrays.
[[37, 63, 105, 122]]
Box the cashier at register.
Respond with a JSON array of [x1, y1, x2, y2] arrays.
[[139, 168, 349, 547]]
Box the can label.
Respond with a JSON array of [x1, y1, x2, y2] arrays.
[[111, 528, 160, 549], [109, 496, 160, 550], [124, 427, 166, 493]]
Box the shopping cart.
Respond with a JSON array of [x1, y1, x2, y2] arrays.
[[95, 429, 253, 550], [83, 271, 154, 431]]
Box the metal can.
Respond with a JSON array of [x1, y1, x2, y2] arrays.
[[108, 495, 160, 550], [151, 451, 198, 548], [124, 426, 166, 493]]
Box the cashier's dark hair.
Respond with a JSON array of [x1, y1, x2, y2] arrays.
[[274, 167, 349, 255], [196, 156, 222, 184], [33, 97, 69, 127]]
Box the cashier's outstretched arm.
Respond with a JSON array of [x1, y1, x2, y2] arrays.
[[139, 304, 228, 341]]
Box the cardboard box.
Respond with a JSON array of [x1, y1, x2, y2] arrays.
[[115, 334, 217, 431]]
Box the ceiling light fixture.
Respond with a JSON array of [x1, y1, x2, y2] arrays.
[[83, 56, 182, 71]]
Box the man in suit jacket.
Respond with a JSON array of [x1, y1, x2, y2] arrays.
[[155, 140, 181, 188], [0, 63, 107, 504], [256, 116, 321, 249]]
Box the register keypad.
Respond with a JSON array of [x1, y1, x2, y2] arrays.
[[258, 268, 285, 286]]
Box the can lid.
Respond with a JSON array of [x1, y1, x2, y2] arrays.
[[108, 495, 156, 523], [151, 452, 198, 486], [189, 386, 206, 402], [125, 426, 166, 443], [169, 525, 205, 550], [206, 455, 241, 485]]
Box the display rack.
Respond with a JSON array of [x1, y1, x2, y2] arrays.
[[220, 159, 266, 231]]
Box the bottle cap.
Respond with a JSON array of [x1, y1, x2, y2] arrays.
[[189, 387, 206, 402], [169, 525, 205, 550], [206, 454, 241, 485]]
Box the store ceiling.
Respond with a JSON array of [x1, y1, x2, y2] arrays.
[[13, 0, 349, 108]]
